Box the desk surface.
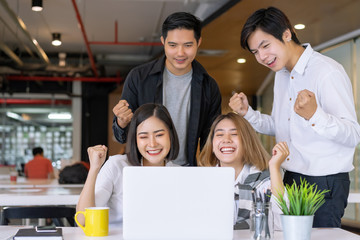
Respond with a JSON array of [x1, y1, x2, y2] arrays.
[[0, 186, 82, 206], [0, 226, 359, 240], [0, 176, 84, 188], [0, 175, 83, 206]]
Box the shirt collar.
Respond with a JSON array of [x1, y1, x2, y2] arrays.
[[292, 43, 313, 75], [149, 55, 208, 83]]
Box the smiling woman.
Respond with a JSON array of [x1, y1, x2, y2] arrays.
[[136, 116, 171, 166], [125, 103, 179, 166], [76, 103, 180, 225], [198, 112, 289, 230]]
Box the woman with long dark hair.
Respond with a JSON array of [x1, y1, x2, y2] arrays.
[[77, 103, 180, 225]]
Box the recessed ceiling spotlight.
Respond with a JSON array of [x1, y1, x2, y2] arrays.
[[197, 49, 228, 56], [59, 52, 66, 67], [32, 0, 43, 12], [294, 24, 305, 30], [237, 58, 246, 64], [52, 33, 62, 46]]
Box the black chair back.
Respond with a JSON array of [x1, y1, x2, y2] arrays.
[[1, 206, 76, 226]]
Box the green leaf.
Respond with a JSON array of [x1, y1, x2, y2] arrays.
[[275, 177, 330, 216]]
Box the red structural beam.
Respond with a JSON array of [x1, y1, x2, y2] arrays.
[[6, 75, 123, 83], [90, 20, 162, 46], [71, 0, 98, 77], [115, 20, 118, 43], [0, 99, 72, 105]]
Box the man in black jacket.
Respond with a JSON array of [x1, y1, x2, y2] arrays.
[[112, 12, 221, 166]]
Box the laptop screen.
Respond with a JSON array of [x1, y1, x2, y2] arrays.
[[123, 167, 234, 240]]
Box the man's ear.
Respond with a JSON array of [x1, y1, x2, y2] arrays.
[[197, 37, 202, 47], [282, 29, 292, 42], [160, 36, 165, 45]]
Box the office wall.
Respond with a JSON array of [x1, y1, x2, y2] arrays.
[[108, 85, 126, 156]]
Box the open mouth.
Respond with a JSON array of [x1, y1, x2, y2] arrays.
[[147, 149, 162, 156], [220, 147, 235, 154], [267, 58, 276, 67]]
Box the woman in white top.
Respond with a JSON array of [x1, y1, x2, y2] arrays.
[[76, 103, 180, 225], [198, 112, 288, 229]]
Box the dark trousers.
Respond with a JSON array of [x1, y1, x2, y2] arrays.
[[283, 171, 350, 227]]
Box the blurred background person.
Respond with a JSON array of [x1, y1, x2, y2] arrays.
[[24, 147, 55, 179]]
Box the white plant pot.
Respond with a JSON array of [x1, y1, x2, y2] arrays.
[[280, 215, 314, 240]]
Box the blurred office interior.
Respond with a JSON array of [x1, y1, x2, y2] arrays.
[[0, 0, 359, 228]]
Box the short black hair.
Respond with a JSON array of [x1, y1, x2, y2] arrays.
[[126, 103, 179, 166], [241, 7, 301, 51], [58, 163, 88, 184], [162, 12, 202, 42], [32, 147, 43, 156]]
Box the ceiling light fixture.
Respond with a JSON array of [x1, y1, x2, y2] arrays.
[[6, 112, 22, 120], [48, 112, 72, 120], [59, 52, 66, 67], [52, 33, 62, 46], [237, 58, 246, 64], [32, 0, 43, 12], [197, 49, 228, 56], [294, 24, 305, 30]]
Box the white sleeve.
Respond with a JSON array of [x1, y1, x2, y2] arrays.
[[94, 160, 115, 207], [244, 106, 276, 136], [270, 195, 283, 231], [308, 69, 360, 147]]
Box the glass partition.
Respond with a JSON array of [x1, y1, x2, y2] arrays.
[[0, 96, 73, 173]]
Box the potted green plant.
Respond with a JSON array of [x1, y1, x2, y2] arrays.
[[275, 178, 329, 240]]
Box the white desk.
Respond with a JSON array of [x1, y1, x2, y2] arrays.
[[0, 176, 84, 188], [0, 175, 83, 206], [0, 176, 38, 188], [0, 186, 82, 206], [0, 226, 359, 240]]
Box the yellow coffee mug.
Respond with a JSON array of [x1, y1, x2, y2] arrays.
[[75, 207, 109, 237]]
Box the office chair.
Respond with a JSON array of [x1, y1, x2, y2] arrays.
[[0, 206, 76, 226]]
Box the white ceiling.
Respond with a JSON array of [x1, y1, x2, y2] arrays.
[[0, 0, 230, 77], [2, 0, 360, 117], [0, 0, 230, 123]]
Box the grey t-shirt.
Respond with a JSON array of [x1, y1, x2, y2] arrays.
[[162, 67, 192, 165]]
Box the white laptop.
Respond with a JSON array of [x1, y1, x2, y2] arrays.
[[123, 167, 234, 240]]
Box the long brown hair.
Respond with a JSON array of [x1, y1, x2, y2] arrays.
[[198, 112, 270, 171]]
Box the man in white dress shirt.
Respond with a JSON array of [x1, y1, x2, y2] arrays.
[[229, 7, 360, 227]]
